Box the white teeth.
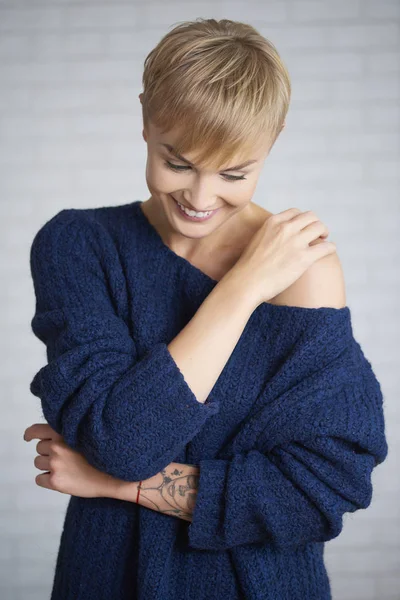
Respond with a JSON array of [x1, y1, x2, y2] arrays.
[[177, 202, 212, 218]]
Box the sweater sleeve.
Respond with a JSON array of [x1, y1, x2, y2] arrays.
[[28, 209, 220, 483], [187, 315, 388, 552]]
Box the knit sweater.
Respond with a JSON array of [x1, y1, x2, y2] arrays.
[[29, 200, 388, 600]]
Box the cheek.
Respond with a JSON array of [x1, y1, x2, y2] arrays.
[[234, 177, 258, 203], [146, 159, 175, 192], [228, 180, 256, 203]]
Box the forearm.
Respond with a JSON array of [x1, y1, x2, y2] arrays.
[[112, 462, 199, 522], [168, 268, 258, 404]]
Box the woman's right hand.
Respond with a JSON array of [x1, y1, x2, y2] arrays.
[[228, 208, 337, 307]]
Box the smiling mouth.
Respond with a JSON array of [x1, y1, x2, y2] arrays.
[[170, 194, 220, 212]]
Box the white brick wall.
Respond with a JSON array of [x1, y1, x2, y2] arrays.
[[1, 2, 398, 599]]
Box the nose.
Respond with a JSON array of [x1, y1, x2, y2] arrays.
[[181, 180, 219, 212]]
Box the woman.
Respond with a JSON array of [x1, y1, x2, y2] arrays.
[[23, 18, 388, 600]]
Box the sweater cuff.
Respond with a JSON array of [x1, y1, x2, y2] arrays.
[[143, 342, 220, 412], [187, 458, 228, 549]]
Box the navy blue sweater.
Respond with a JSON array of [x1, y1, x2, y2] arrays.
[[29, 200, 388, 600]]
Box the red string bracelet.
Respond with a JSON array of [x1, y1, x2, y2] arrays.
[[136, 481, 142, 504]]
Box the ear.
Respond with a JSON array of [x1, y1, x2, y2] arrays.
[[139, 94, 148, 141], [281, 121, 286, 131]]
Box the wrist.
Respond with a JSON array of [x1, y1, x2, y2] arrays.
[[112, 479, 141, 503], [97, 473, 130, 500], [219, 266, 262, 312]]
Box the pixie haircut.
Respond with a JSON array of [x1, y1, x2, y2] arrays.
[[140, 18, 291, 171]]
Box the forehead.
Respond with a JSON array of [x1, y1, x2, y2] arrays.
[[149, 119, 270, 168]]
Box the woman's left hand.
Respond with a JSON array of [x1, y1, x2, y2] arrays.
[[23, 422, 117, 499]]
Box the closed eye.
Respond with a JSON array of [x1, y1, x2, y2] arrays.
[[164, 160, 247, 182]]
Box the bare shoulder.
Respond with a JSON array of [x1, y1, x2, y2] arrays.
[[272, 237, 346, 309], [250, 206, 346, 309]]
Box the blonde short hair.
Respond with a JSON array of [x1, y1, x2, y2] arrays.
[[141, 18, 291, 170]]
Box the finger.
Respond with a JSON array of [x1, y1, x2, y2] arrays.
[[35, 472, 52, 489], [36, 439, 53, 456], [34, 455, 51, 471], [24, 423, 50, 441], [24, 423, 63, 442]]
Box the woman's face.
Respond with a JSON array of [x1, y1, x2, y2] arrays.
[[140, 100, 276, 252]]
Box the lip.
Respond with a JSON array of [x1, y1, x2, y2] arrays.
[[170, 195, 222, 222], [170, 194, 221, 213]]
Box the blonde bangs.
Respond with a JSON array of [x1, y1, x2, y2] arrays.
[[141, 18, 291, 171]]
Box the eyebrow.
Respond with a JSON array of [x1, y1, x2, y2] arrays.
[[160, 143, 257, 171]]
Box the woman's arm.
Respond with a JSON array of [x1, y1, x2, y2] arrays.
[[28, 210, 261, 483], [23, 421, 198, 518], [167, 267, 259, 405], [110, 462, 199, 522]]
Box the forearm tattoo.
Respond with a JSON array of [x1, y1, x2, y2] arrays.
[[138, 463, 200, 522]]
